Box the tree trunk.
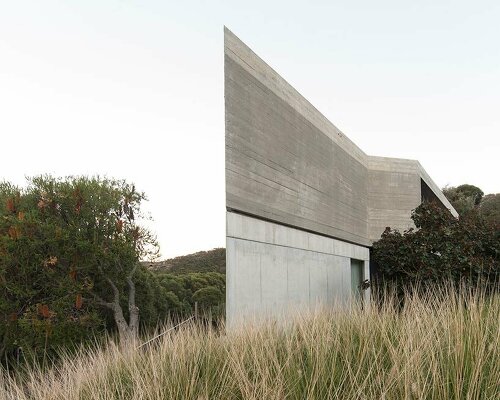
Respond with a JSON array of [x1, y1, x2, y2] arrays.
[[0, 332, 7, 361], [126, 265, 140, 339], [112, 301, 136, 344], [95, 263, 140, 346]]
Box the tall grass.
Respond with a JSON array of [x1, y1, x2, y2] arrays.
[[1, 287, 498, 399]]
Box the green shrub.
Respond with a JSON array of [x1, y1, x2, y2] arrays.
[[372, 201, 499, 292]]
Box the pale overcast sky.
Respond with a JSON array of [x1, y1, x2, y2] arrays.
[[1, 1, 499, 258]]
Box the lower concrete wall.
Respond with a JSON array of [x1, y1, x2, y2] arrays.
[[226, 212, 370, 329]]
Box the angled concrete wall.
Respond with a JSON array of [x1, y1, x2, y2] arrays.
[[225, 29, 371, 247], [224, 27, 457, 327], [225, 28, 456, 249], [367, 157, 422, 239]]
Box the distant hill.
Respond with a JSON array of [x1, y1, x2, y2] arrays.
[[144, 248, 226, 274]]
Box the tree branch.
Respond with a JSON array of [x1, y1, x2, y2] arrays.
[[127, 264, 137, 311], [0, 332, 8, 361], [97, 262, 120, 304], [127, 263, 138, 281], [127, 263, 139, 334], [88, 290, 115, 310], [126, 263, 138, 309]]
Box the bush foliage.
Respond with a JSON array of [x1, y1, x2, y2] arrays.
[[0, 176, 227, 366], [0, 176, 162, 362], [156, 271, 225, 318], [372, 201, 499, 290], [443, 184, 499, 227]]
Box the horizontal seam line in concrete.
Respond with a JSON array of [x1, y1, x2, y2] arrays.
[[227, 235, 368, 259], [227, 208, 371, 247]]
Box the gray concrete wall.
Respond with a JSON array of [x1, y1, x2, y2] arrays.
[[226, 212, 370, 329], [224, 27, 457, 327], [224, 27, 456, 250], [225, 41, 370, 247], [367, 157, 458, 239], [367, 156, 422, 240]]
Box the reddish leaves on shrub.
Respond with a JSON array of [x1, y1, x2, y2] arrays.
[[6, 198, 15, 213], [75, 294, 83, 309], [8, 226, 19, 240], [73, 188, 83, 214], [116, 219, 123, 233], [69, 268, 77, 281], [37, 199, 48, 209], [37, 304, 51, 319]]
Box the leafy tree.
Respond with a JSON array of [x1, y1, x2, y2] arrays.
[[155, 272, 226, 317], [443, 184, 484, 216], [480, 194, 500, 227], [455, 184, 484, 205], [372, 202, 499, 292], [131, 268, 172, 330], [193, 286, 224, 309], [0, 176, 158, 361], [443, 184, 499, 228]]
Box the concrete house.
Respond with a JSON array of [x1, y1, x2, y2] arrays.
[[224, 28, 457, 328]]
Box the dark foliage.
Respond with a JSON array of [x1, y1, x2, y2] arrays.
[[155, 272, 225, 318], [372, 201, 499, 292], [146, 249, 227, 319], [443, 184, 499, 228], [0, 175, 227, 368], [480, 194, 500, 227], [0, 176, 160, 364]]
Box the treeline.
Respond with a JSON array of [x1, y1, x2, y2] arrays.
[[120, 269, 225, 328], [141, 248, 227, 319]]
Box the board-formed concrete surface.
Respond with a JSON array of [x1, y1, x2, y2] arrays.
[[225, 27, 457, 246], [224, 27, 457, 327]]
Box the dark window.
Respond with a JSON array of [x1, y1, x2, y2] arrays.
[[420, 179, 447, 211], [350, 259, 364, 302]]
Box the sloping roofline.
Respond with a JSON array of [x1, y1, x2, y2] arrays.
[[225, 27, 458, 247]]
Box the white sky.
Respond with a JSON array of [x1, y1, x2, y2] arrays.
[[1, 1, 499, 258]]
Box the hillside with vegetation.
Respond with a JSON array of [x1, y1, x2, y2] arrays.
[[141, 249, 227, 320], [144, 248, 226, 274]]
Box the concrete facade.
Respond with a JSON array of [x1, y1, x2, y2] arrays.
[[224, 27, 457, 327], [226, 212, 370, 329]]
